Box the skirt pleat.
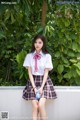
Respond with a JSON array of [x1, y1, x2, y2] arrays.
[[22, 75, 57, 100]]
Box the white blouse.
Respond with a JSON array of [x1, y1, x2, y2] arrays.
[[23, 51, 53, 75]]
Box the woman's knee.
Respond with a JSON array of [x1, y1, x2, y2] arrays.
[[33, 104, 38, 111], [38, 102, 45, 110], [32, 101, 38, 111], [38, 98, 46, 110]]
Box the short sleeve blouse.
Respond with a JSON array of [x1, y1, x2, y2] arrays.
[[23, 54, 31, 68], [23, 51, 53, 75]]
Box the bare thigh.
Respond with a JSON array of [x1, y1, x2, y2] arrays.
[[38, 98, 46, 107], [32, 99, 39, 108]]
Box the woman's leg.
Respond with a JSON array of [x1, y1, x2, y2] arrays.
[[38, 98, 47, 120], [32, 100, 39, 120]]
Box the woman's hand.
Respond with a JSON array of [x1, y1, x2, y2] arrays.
[[38, 87, 43, 95], [34, 87, 37, 94], [34, 87, 43, 95]]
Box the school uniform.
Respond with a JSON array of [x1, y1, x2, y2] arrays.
[[22, 50, 57, 100]]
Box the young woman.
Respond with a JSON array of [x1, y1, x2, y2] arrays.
[[22, 34, 57, 120]]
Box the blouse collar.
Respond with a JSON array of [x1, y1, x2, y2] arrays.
[[33, 50, 44, 56]]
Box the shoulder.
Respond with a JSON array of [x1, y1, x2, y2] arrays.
[[25, 53, 32, 57], [24, 53, 32, 61], [45, 53, 52, 58]]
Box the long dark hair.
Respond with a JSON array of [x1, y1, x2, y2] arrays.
[[30, 34, 49, 54]]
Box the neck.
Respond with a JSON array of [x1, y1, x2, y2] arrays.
[[36, 50, 41, 54]]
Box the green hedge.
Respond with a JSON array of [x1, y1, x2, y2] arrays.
[[0, 1, 80, 86]]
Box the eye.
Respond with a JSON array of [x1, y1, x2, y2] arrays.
[[39, 42, 42, 44]]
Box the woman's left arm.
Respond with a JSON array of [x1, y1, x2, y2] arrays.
[[39, 68, 49, 94], [41, 68, 49, 89]]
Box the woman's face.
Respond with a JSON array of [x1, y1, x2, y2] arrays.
[[34, 38, 43, 52]]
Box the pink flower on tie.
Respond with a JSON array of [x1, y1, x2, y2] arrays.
[[33, 53, 41, 72]]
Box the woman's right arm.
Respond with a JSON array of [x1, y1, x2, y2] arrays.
[[28, 67, 37, 93]]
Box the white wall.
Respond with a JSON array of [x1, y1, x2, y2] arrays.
[[0, 86, 80, 120]]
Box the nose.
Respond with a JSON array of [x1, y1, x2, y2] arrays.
[[36, 44, 39, 47]]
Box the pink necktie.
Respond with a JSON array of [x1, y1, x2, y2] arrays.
[[33, 53, 41, 72]]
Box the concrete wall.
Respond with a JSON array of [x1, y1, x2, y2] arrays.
[[0, 86, 80, 120]]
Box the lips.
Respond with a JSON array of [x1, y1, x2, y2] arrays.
[[36, 47, 39, 48]]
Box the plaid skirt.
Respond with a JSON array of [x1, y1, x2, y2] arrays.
[[22, 75, 57, 100]]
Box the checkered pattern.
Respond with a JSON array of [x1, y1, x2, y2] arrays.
[[22, 75, 57, 100]]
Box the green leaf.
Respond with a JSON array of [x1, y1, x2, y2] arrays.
[[76, 69, 80, 76], [62, 56, 69, 64], [65, 20, 70, 27], [4, 9, 10, 21], [53, 60, 58, 68], [72, 42, 78, 51], [57, 64, 64, 74], [16, 50, 27, 65], [57, 74, 63, 82], [19, 72, 24, 79], [55, 51, 60, 58], [64, 72, 72, 79], [0, 32, 6, 39], [74, 63, 80, 70], [68, 50, 75, 57], [77, 45, 80, 52], [75, 78, 80, 85], [11, 13, 15, 24], [37, 27, 44, 34], [70, 59, 77, 63]]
